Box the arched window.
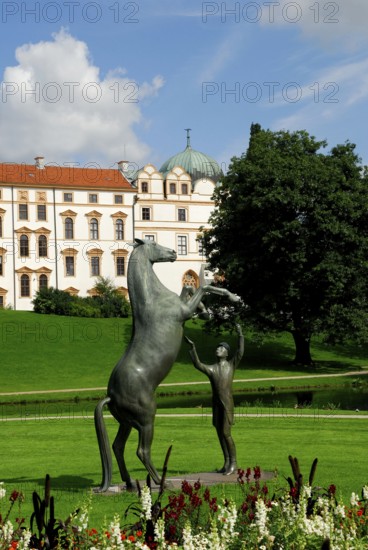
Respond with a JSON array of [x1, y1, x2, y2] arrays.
[[182, 270, 199, 288], [116, 219, 124, 240], [39, 274, 48, 289], [20, 235, 29, 257], [90, 218, 99, 240], [38, 235, 48, 257], [65, 217, 74, 239], [20, 274, 30, 296]]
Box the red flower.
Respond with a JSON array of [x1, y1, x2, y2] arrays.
[[328, 484, 337, 496], [10, 491, 20, 502], [194, 480, 201, 491], [253, 467, 261, 480], [128, 535, 135, 542], [290, 487, 298, 498], [241, 502, 249, 513], [210, 497, 218, 511], [181, 480, 193, 496]]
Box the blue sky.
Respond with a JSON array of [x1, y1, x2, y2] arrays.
[[1, 0, 367, 172]]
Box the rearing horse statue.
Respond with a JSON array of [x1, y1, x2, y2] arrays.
[[94, 238, 239, 491]]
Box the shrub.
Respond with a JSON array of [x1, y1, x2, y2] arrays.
[[32, 287, 73, 316], [32, 281, 130, 319]]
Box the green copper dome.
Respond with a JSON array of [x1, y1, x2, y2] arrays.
[[159, 130, 223, 182]]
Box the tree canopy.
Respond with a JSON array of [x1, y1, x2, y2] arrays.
[[204, 124, 368, 364]]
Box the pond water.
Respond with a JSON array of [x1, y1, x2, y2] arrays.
[[157, 384, 368, 411]]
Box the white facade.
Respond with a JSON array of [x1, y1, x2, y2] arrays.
[[0, 157, 216, 310], [133, 164, 214, 291]]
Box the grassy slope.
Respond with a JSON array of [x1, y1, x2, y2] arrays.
[[1, 310, 367, 394]]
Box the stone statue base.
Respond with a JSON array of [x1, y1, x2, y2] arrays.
[[93, 469, 274, 494]]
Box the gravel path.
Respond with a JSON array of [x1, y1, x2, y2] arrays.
[[1, 369, 367, 397]]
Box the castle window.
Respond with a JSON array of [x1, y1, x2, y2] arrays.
[[65, 256, 75, 276], [20, 235, 29, 257], [181, 183, 188, 195], [38, 235, 48, 257], [65, 217, 74, 239], [20, 274, 30, 297], [116, 219, 124, 240], [19, 203, 28, 220], [91, 256, 100, 276], [177, 235, 188, 256], [90, 218, 99, 240], [141, 182, 148, 193], [39, 274, 48, 290], [178, 208, 187, 222], [37, 204, 47, 221], [169, 183, 176, 194], [142, 207, 151, 221], [116, 257, 125, 276]]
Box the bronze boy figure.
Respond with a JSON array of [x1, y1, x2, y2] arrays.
[[185, 324, 244, 475]]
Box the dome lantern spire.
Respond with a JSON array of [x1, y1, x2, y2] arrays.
[[184, 128, 192, 149]]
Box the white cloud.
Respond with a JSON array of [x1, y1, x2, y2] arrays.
[[259, 0, 368, 51], [0, 29, 164, 166]]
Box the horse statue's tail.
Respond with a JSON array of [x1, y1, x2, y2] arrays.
[[94, 396, 112, 492]]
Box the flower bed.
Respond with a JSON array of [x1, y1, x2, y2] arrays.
[[1, 458, 367, 549]]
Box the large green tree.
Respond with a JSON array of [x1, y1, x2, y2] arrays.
[[204, 124, 368, 364]]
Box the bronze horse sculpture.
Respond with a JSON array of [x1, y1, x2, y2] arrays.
[[94, 238, 239, 491]]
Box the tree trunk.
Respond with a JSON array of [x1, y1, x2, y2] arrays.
[[291, 331, 313, 365]]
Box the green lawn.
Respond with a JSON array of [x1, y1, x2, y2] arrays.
[[1, 415, 367, 525], [0, 309, 367, 526]]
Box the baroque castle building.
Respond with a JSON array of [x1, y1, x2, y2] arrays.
[[0, 133, 221, 310]]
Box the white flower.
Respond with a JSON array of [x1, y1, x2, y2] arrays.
[[182, 523, 195, 550], [334, 504, 346, 518], [18, 528, 32, 549], [217, 500, 238, 545], [255, 498, 269, 538], [78, 510, 89, 531], [0, 520, 14, 543], [141, 485, 152, 521], [302, 485, 312, 498], [109, 513, 124, 548], [362, 485, 368, 500], [0, 482, 6, 500], [350, 492, 360, 507], [154, 518, 167, 549]]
